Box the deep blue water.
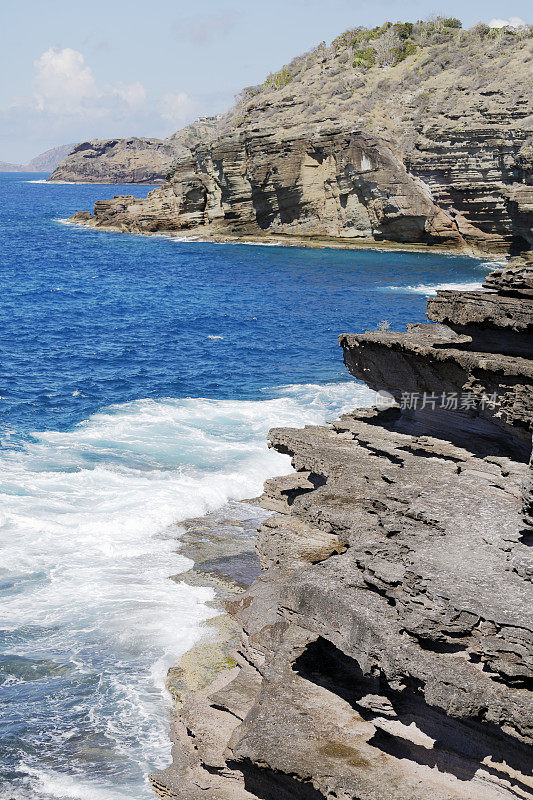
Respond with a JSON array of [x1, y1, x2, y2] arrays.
[[0, 172, 491, 438], [0, 172, 496, 800]]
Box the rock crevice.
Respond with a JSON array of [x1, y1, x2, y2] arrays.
[[151, 255, 533, 800]]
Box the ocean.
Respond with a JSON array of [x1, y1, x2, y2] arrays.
[[0, 172, 498, 799]]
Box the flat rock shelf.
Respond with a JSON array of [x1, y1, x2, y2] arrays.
[[151, 253, 533, 800]]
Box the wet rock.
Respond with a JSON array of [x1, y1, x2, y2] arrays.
[[152, 258, 532, 800]]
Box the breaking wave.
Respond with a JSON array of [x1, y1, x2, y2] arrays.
[[384, 280, 484, 295], [0, 381, 374, 799]]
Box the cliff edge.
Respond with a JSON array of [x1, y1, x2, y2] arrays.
[[71, 19, 533, 253], [151, 254, 533, 800], [48, 138, 175, 184]]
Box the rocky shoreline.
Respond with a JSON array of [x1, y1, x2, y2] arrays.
[[66, 215, 504, 257], [152, 253, 532, 800], [64, 22, 532, 255]]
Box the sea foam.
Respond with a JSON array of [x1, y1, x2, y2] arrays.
[[0, 382, 374, 799], [384, 280, 484, 295]]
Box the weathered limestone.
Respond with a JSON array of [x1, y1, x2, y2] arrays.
[[73, 120, 532, 252], [341, 253, 533, 455], [69, 24, 533, 253], [340, 326, 532, 455], [151, 256, 532, 800], [425, 252, 533, 355], [80, 128, 467, 247]]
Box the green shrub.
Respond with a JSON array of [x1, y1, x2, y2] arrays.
[[442, 17, 462, 28], [470, 22, 491, 37], [348, 30, 370, 48], [394, 41, 417, 63], [332, 27, 365, 49], [353, 47, 376, 68], [367, 22, 393, 40], [343, 22, 393, 51], [393, 22, 414, 39], [264, 68, 293, 89]]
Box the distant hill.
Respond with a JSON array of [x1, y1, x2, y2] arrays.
[[48, 120, 221, 183], [0, 144, 76, 173], [48, 137, 179, 184]]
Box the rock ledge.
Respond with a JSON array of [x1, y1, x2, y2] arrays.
[[150, 255, 533, 799]]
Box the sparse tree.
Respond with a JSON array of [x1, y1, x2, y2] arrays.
[[373, 29, 401, 66]]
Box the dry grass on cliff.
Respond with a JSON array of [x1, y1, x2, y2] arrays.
[[226, 17, 533, 153]]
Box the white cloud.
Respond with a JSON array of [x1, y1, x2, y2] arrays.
[[159, 92, 198, 127], [31, 48, 196, 130], [1, 47, 203, 161], [32, 47, 149, 118], [33, 48, 100, 114], [111, 81, 147, 109], [488, 16, 527, 28]]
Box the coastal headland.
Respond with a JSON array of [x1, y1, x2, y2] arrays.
[[63, 20, 532, 255]]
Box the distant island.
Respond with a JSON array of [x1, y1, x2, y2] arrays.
[[47, 119, 224, 184], [0, 143, 75, 173]]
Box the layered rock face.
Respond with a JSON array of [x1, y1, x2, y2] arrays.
[[151, 256, 533, 800], [73, 21, 533, 253], [82, 127, 465, 247]]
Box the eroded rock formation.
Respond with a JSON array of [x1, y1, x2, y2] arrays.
[[48, 138, 179, 184], [71, 21, 533, 253], [151, 255, 533, 800], [48, 119, 222, 184]]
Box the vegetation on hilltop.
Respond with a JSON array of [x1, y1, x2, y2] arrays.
[[236, 17, 532, 102], [229, 16, 532, 152]]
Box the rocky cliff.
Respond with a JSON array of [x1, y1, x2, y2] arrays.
[[150, 254, 532, 800], [48, 118, 222, 183], [72, 20, 533, 253], [48, 137, 177, 184]]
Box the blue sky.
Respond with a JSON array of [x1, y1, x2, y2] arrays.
[[1, 0, 530, 162]]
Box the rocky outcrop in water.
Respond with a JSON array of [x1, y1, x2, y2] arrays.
[[151, 254, 533, 800], [72, 20, 533, 253], [48, 138, 178, 184]]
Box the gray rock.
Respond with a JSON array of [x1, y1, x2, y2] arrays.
[[150, 256, 533, 799], [71, 24, 533, 252]]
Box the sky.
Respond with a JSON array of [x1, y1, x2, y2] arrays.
[[0, 0, 530, 162]]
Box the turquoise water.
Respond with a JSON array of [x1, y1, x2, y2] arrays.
[[0, 172, 496, 799]]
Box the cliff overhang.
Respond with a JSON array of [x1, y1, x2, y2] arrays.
[[149, 253, 533, 800]]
